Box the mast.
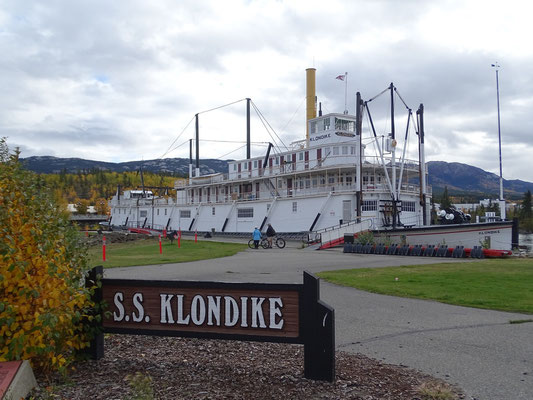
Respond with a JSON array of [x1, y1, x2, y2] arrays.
[[189, 139, 193, 181], [493, 64, 506, 220], [195, 113, 200, 177], [417, 104, 427, 225], [355, 91, 363, 218], [390, 82, 397, 228], [246, 98, 251, 159]]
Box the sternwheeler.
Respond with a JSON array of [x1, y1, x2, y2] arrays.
[[108, 69, 515, 251]]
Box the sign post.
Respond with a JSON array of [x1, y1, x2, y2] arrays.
[[86, 269, 335, 382]]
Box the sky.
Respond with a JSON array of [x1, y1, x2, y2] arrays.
[[1, 0, 533, 182]]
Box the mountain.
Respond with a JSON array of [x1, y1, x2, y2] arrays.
[[427, 161, 533, 199], [19, 156, 229, 176], [19, 156, 533, 199]]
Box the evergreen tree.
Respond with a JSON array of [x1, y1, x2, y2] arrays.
[[440, 186, 452, 209]]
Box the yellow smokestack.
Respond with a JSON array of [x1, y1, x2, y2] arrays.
[[306, 68, 316, 145]]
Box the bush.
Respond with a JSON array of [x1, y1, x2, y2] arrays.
[[0, 139, 95, 373]]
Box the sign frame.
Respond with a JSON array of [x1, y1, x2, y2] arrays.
[[85, 266, 335, 382]]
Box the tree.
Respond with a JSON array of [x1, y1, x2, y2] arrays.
[[0, 138, 95, 372], [520, 190, 533, 232], [440, 186, 452, 209]]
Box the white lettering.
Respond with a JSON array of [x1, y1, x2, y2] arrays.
[[240, 297, 248, 327], [224, 296, 239, 327], [207, 296, 221, 326], [160, 294, 174, 324], [191, 295, 206, 325], [176, 295, 190, 325], [251, 297, 266, 328], [269, 297, 284, 329], [113, 292, 125, 321], [132, 293, 144, 322]]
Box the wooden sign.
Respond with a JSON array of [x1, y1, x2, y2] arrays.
[[86, 267, 335, 382]]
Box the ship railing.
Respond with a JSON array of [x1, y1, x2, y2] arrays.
[[176, 182, 429, 206], [308, 218, 374, 247], [226, 153, 423, 181]]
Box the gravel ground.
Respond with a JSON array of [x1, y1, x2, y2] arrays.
[[32, 335, 463, 399]]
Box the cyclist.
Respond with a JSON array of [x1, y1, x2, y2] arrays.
[[266, 223, 276, 248], [252, 227, 261, 249]]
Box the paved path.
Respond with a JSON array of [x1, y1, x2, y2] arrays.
[[105, 245, 533, 400]]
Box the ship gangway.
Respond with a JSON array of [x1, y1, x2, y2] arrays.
[[309, 218, 373, 250]]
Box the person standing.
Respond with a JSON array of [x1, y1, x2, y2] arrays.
[[252, 227, 261, 249], [266, 223, 276, 248]]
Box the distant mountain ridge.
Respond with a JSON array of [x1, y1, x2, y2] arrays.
[[427, 161, 533, 198], [20, 156, 533, 199], [20, 156, 229, 176]]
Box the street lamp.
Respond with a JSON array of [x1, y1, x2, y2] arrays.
[[491, 62, 505, 220]]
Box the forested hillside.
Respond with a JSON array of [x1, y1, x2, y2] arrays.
[[41, 169, 179, 214]]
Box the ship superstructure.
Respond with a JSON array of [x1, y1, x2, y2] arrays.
[[109, 69, 431, 235]]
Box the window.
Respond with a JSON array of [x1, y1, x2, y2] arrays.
[[237, 208, 254, 218], [346, 176, 353, 185], [324, 147, 330, 156], [335, 117, 355, 132], [328, 177, 335, 184], [292, 202, 297, 212], [299, 152, 304, 161], [351, 146, 355, 155], [333, 147, 339, 155], [402, 201, 416, 212], [233, 164, 237, 171], [253, 160, 258, 168], [323, 118, 330, 131], [312, 178, 317, 187], [342, 146, 348, 155], [212, 207, 216, 215], [180, 210, 191, 218], [157, 209, 160, 216], [310, 121, 317, 134], [305, 179, 310, 189], [140, 210, 147, 218], [275, 157, 279, 165], [362, 200, 378, 211], [165, 209, 167, 216], [320, 177, 326, 185]]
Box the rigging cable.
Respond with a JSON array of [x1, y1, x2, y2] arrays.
[[159, 98, 247, 159], [251, 100, 289, 152], [159, 115, 195, 159]]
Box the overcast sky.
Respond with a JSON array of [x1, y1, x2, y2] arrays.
[[1, 0, 532, 182]]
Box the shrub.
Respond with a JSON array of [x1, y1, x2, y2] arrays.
[[0, 139, 95, 373]]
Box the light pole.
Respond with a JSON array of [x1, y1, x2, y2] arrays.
[[491, 62, 505, 220]]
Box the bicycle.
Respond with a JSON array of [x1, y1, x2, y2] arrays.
[[248, 236, 286, 249]]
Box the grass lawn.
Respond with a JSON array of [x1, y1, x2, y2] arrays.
[[317, 259, 533, 314], [87, 238, 248, 268]]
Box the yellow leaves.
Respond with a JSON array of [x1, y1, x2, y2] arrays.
[[1, 146, 94, 374]]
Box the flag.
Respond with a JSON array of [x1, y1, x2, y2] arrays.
[[335, 74, 345, 81]]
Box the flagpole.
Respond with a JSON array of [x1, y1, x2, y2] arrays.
[[344, 72, 348, 114]]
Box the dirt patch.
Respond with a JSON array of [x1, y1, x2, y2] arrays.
[[32, 335, 463, 399]]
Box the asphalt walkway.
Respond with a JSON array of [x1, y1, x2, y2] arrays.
[[104, 244, 533, 400]]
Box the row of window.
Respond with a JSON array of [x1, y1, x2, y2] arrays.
[[116, 200, 415, 221], [309, 117, 355, 134], [232, 145, 357, 171]]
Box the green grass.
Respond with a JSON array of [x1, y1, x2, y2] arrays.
[[87, 238, 248, 268], [317, 259, 533, 314]]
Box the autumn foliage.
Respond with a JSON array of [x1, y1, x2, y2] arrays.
[[0, 139, 95, 372]]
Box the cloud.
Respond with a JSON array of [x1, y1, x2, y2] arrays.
[[1, 0, 532, 183]]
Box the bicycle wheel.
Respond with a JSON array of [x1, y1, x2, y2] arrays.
[[248, 239, 256, 249], [275, 237, 286, 249], [261, 238, 270, 249]]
